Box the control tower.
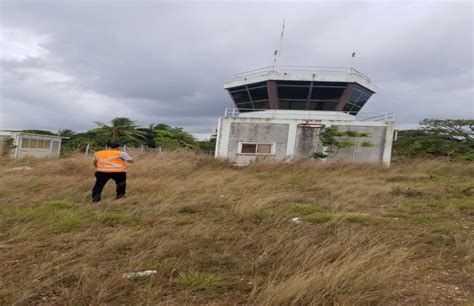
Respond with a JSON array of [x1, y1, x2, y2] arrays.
[[224, 66, 376, 115], [215, 65, 395, 166]]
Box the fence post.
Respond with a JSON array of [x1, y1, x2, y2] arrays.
[[85, 144, 90, 156]]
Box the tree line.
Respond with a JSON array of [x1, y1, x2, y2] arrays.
[[9, 117, 473, 161], [393, 119, 473, 161], [18, 117, 215, 153]]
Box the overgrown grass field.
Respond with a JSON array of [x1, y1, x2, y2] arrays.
[[0, 152, 473, 304]]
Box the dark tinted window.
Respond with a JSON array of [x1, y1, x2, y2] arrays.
[[276, 80, 312, 86], [290, 101, 307, 110], [343, 103, 353, 112], [253, 100, 270, 109], [353, 84, 375, 94], [356, 93, 371, 106], [349, 89, 363, 103], [249, 87, 268, 101], [277, 86, 309, 99], [311, 87, 345, 100], [228, 85, 246, 91], [321, 101, 338, 110], [343, 102, 362, 115], [310, 101, 338, 111], [279, 100, 289, 109], [279, 100, 307, 110], [355, 100, 367, 109], [236, 102, 254, 110], [239, 108, 254, 113], [349, 106, 361, 115], [230, 90, 250, 103], [247, 81, 267, 87], [312, 81, 348, 87]]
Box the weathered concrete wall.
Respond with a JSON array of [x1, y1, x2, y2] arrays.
[[18, 148, 55, 158], [228, 122, 289, 165], [327, 125, 387, 163], [215, 115, 394, 166], [294, 126, 323, 158]]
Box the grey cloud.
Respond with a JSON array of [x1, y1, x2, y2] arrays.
[[0, 1, 472, 135]]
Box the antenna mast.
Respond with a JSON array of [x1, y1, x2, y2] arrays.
[[272, 19, 286, 72]]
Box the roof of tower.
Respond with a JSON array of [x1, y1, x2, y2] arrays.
[[224, 66, 377, 93]]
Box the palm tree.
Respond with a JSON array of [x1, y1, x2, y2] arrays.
[[94, 117, 146, 145], [58, 129, 75, 138]]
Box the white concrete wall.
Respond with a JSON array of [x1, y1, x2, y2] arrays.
[[0, 133, 62, 158], [325, 125, 388, 164], [215, 115, 394, 166]]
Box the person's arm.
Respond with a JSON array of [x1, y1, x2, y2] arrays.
[[93, 156, 97, 167], [120, 152, 134, 163]]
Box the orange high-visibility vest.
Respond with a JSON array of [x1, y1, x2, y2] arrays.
[[95, 150, 126, 172]]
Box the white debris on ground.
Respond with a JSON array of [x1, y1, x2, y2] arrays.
[[5, 166, 33, 172], [122, 270, 157, 279], [291, 217, 302, 224]]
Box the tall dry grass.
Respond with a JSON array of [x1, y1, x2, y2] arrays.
[[0, 151, 472, 305]]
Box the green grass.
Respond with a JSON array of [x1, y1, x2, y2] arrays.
[[342, 213, 381, 225], [427, 172, 447, 182], [287, 203, 327, 215], [0, 200, 140, 234], [454, 197, 474, 215], [413, 213, 439, 224], [176, 271, 227, 290], [304, 212, 334, 223], [96, 211, 140, 226], [303, 212, 382, 225]]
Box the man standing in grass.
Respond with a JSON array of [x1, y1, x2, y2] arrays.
[[92, 142, 134, 202]]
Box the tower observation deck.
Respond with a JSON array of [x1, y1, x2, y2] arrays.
[[224, 66, 377, 115]]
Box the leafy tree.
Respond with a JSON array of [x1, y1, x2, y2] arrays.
[[136, 124, 159, 148], [393, 119, 474, 161], [197, 138, 216, 154], [420, 119, 473, 142], [55, 118, 204, 153], [153, 124, 197, 150], [1, 138, 16, 156], [17, 130, 58, 136], [93, 117, 146, 146], [58, 129, 75, 138], [63, 137, 99, 152]]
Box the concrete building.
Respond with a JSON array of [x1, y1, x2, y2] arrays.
[[215, 66, 395, 166], [215, 110, 394, 166], [0, 132, 62, 158]]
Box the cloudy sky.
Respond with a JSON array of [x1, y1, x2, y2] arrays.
[[0, 0, 472, 138]]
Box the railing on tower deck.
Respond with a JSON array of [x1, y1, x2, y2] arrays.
[[356, 112, 395, 122], [228, 65, 373, 83], [223, 108, 395, 123]]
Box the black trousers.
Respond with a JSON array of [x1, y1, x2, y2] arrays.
[[92, 171, 126, 202]]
